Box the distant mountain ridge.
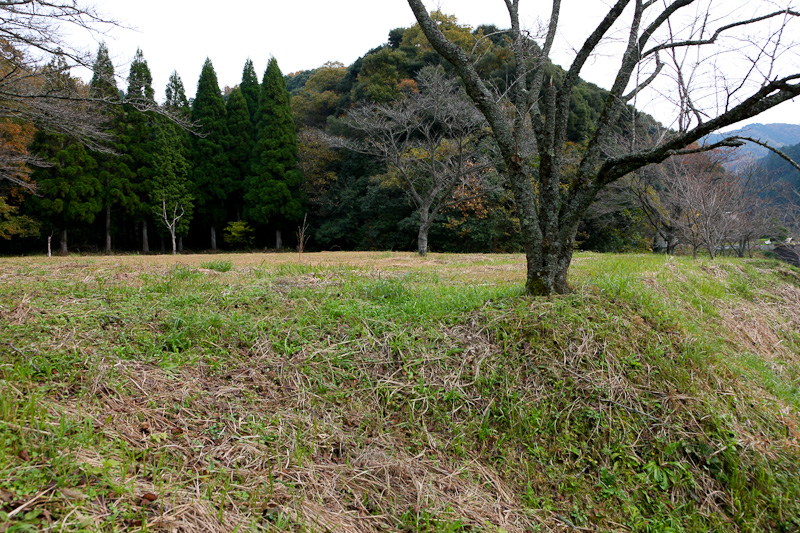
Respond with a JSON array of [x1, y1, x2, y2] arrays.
[[757, 139, 800, 191], [705, 123, 800, 167]]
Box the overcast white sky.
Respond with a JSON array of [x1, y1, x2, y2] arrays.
[[78, 0, 800, 131]]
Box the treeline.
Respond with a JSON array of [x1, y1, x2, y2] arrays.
[[0, 13, 677, 254], [2, 43, 303, 254]]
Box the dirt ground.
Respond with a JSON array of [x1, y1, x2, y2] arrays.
[[0, 251, 528, 284]]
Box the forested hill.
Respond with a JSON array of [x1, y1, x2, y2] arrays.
[[287, 21, 649, 145], [758, 141, 800, 191], [4, 12, 658, 255], [282, 16, 660, 254]]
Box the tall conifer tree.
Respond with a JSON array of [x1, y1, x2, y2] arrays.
[[30, 133, 101, 254], [165, 71, 190, 113], [89, 42, 117, 100], [240, 59, 260, 122], [126, 49, 155, 102], [191, 58, 232, 249], [29, 57, 100, 253], [124, 48, 156, 252], [152, 120, 193, 254], [245, 58, 304, 243], [225, 87, 252, 222], [152, 72, 193, 252], [89, 42, 135, 254], [163, 71, 192, 164]]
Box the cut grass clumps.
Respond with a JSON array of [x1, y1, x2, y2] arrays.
[[0, 252, 798, 531]]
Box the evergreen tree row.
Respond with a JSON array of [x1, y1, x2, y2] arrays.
[[21, 46, 303, 254]]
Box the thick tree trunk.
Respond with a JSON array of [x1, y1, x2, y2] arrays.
[[276, 230, 282, 251], [417, 211, 431, 256], [170, 229, 177, 255], [524, 229, 575, 296], [60, 229, 68, 255], [666, 236, 678, 255], [417, 226, 429, 256], [505, 159, 577, 296], [142, 220, 149, 254], [105, 204, 111, 255], [210, 226, 217, 251]]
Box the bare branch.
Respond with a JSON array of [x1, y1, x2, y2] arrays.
[[643, 9, 800, 59], [623, 54, 665, 101], [726, 135, 800, 172], [406, 0, 800, 294]]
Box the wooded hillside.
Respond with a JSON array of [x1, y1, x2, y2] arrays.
[[0, 13, 665, 256], [1, 11, 797, 257]]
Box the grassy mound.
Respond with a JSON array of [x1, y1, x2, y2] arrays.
[[0, 252, 798, 532]]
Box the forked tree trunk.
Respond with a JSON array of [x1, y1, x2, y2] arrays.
[[523, 222, 577, 296], [736, 237, 747, 258], [525, 253, 573, 295], [506, 155, 579, 295]]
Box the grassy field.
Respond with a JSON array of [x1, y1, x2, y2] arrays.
[[0, 251, 799, 532]]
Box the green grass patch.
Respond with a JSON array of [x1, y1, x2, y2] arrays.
[[199, 259, 232, 272]]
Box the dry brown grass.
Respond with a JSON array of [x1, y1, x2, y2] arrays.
[[28, 327, 547, 532]]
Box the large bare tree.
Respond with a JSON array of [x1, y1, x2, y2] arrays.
[[330, 67, 497, 256], [406, 0, 800, 295]]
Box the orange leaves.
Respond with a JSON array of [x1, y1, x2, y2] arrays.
[[0, 119, 36, 194], [397, 78, 419, 94], [0, 120, 35, 153]]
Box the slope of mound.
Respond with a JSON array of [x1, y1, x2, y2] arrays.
[[0, 252, 798, 531]]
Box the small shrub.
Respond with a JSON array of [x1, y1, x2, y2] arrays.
[[224, 221, 255, 249]]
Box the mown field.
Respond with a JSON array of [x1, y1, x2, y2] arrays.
[[1, 251, 799, 532]]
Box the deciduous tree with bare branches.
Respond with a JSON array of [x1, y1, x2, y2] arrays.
[[329, 67, 499, 256], [161, 193, 185, 255], [406, 0, 800, 294], [0, 1, 119, 188], [0, 1, 194, 192]]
